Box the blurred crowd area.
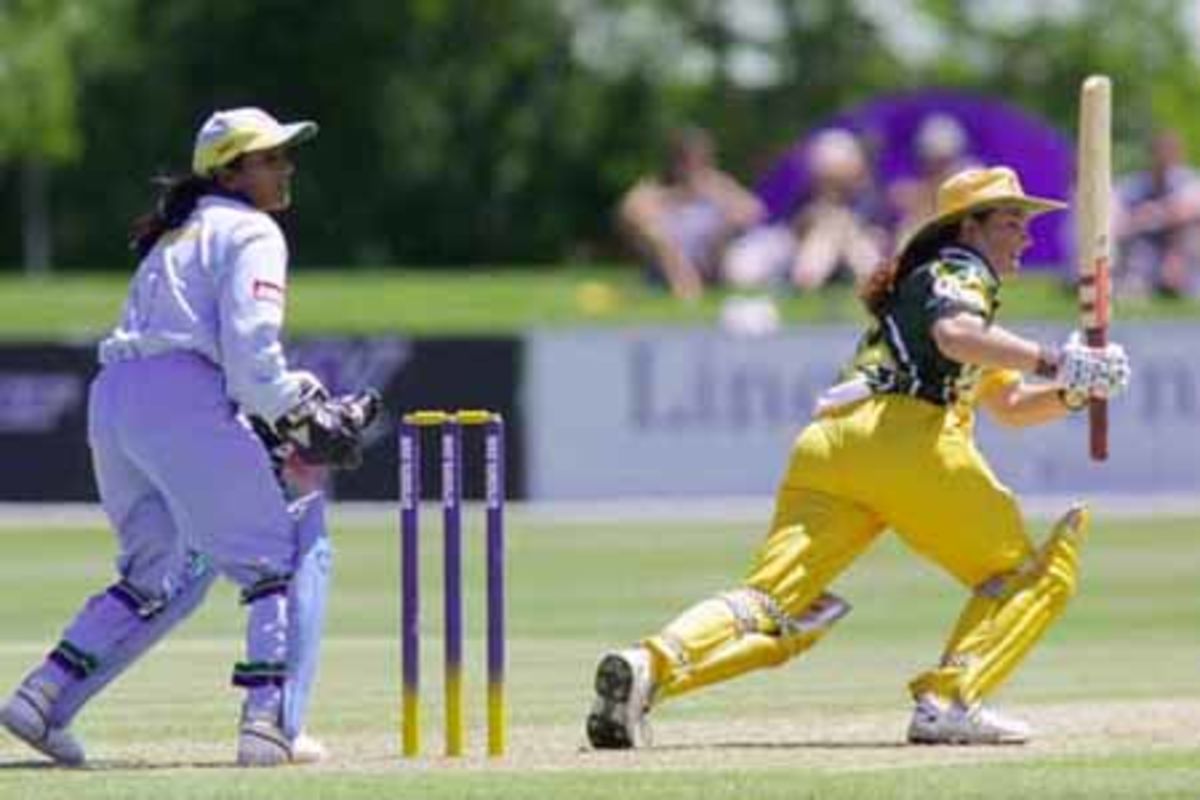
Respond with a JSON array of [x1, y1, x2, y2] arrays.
[[618, 112, 1200, 303], [5, 1, 1200, 289]]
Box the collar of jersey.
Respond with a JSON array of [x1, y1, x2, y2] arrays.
[[199, 187, 256, 211]]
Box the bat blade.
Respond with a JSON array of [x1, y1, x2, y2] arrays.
[[1076, 74, 1112, 461]]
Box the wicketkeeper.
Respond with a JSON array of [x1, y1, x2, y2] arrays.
[[587, 166, 1132, 748], [0, 107, 379, 767]]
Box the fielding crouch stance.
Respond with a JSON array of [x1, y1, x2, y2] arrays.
[[0, 108, 377, 766], [587, 167, 1132, 748]]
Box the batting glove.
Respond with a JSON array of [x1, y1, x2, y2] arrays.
[[1040, 332, 1131, 399], [1089, 341, 1132, 399]]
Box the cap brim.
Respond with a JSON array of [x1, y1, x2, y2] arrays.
[[897, 194, 1067, 256], [267, 120, 319, 150], [244, 120, 319, 156]]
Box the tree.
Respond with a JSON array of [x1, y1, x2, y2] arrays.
[[8, 0, 1200, 270], [0, 0, 134, 275]]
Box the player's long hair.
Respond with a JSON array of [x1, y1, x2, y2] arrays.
[[129, 156, 252, 259], [858, 214, 982, 315], [129, 173, 217, 259]]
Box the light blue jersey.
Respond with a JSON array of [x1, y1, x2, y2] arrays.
[[99, 194, 312, 422]]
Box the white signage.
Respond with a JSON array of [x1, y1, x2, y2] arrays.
[[525, 324, 1200, 500]]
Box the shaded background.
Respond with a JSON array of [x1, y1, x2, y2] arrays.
[[2, 0, 1198, 273]]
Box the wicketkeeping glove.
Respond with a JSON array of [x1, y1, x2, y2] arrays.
[[274, 389, 383, 470]]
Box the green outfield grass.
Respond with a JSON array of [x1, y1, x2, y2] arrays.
[[1, 268, 1197, 339], [1, 509, 1198, 798]]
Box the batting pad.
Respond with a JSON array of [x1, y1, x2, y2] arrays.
[[49, 553, 216, 727], [646, 589, 849, 702], [909, 506, 1090, 705], [282, 492, 332, 739]]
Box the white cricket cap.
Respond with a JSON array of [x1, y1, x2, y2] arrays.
[[192, 107, 318, 176]]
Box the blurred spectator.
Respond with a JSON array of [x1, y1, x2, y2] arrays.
[[1113, 130, 1200, 297], [722, 128, 888, 292], [617, 127, 765, 301], [888, 113, 979, 245], [787, 128, 888, 290]]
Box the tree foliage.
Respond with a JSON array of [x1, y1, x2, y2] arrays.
[[0, 0, 134, 162], [1, 0, 1196, 269]]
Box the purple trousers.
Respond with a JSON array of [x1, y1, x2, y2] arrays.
[[33, 351, 296, 720], [89, 353, 295, 584]]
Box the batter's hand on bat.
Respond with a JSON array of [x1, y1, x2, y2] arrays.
[[1053, 333, 1131, 400]]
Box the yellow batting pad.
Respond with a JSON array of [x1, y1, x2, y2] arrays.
[[910, 506, 1090, 705], [645, 590, 850, 702]]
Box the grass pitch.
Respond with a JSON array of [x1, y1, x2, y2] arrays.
[[1, 268, 1197, 339], [1, 508, 1198, 798]]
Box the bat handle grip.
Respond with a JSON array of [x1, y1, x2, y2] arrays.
[[1086, 326, 1108, 462], [1088, 400, 1108, 460]]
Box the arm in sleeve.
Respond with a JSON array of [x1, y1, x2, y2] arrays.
[[977, 369, 1075, 427], [217, 218, 318, 421], [919, 258, 1041, 371]]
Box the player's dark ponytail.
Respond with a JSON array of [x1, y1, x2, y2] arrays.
[[858, 258, 899, 316], [129, 174, 216, 259], [858, 217, 976, 316]]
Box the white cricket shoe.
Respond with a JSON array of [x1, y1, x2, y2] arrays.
[[237, 713, 328, 766], [907, 694, 1032, 745], [0, 685, 86, 766], [290, 730, 329, 764], [586, 647, 654, 749]]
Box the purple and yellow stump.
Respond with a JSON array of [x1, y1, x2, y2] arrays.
[[398, 418, 421, 757], [484, 416, 506, 757], [399, 410, 506, 759]]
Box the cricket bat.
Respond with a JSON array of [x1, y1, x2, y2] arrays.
[[1076, 75, 1112, 461]]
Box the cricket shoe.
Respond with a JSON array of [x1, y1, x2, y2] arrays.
[[0, 684, 86, 766], [907, 694, 1031, 745], [237, 712, 328, 766], [291, 731, 329, 763], [586, 647, 654, 749]]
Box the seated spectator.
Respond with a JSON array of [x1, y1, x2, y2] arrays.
[[787, 128, 888, 291], [888, 113, 979, 245], [617, 127, 765, 301], [1113, 130, 1200, 297]]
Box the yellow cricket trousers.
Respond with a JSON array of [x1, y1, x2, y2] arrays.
[[646, 393, 1085, 705]]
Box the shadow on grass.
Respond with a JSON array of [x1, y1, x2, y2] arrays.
[[576, 739, 912, 754], [665, 739, 911, 750]]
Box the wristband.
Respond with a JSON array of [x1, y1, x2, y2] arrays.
[[1057, 387, 1087, 412]]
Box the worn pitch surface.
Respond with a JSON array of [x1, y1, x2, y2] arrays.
[[1, 509, 1197, 797]]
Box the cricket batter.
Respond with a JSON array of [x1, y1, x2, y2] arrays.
[[587, 166, 1132, 748], [0, 108, 378, 766]]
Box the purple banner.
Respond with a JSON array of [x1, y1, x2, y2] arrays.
[[756, 89, 1074, 269]]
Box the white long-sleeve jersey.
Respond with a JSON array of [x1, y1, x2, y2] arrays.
[[99, 194, 312, 422]]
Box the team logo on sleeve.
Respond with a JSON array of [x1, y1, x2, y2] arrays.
[[932, 275, 987, 313], [252, 279, 286, 305]]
